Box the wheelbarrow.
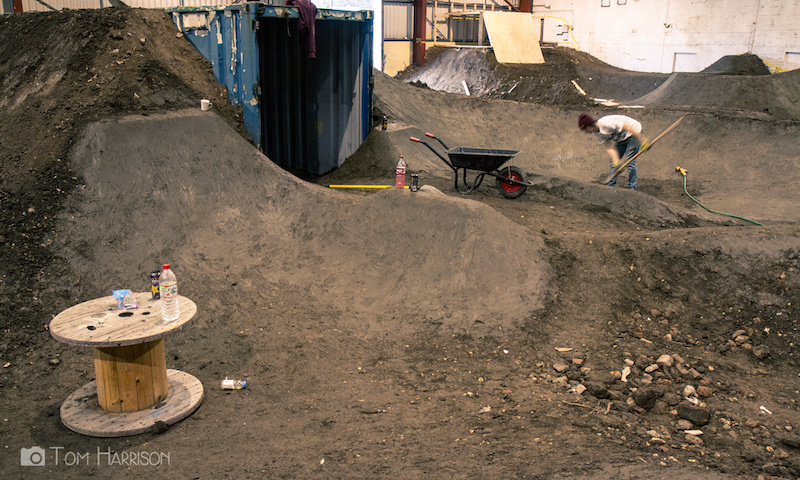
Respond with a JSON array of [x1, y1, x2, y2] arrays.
[[410, 133, 529, 199]]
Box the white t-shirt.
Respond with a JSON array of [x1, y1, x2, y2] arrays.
[[594, 115, 642, 143]]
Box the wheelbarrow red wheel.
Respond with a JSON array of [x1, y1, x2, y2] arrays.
[[495, 166, 527, 199]]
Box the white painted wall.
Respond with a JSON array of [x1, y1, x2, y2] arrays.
[[535, 0, 800, 73]]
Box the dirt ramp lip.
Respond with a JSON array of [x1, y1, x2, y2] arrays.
[[630, 70, 800, 120], [529, 174, 729, 229], [286, 186, 552, 336]]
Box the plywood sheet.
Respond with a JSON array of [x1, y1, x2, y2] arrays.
[[482, 12, 545, 65]]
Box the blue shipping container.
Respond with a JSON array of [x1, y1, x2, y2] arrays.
[[170, 2, 373, 176]]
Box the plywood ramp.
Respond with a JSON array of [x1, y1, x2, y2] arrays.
[[482, 12, 545, 65]]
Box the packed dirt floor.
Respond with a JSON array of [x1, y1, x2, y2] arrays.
[[1, 8, 799, 480]]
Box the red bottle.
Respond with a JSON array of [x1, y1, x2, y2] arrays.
[[395, 156, 406, 189]]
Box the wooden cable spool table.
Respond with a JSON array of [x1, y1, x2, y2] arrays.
[[49, 291, 203, 437]]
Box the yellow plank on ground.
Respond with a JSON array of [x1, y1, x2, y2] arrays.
[[482, 12, 545, 65]]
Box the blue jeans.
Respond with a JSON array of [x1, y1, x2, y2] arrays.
[[606, 136, 640, 190]]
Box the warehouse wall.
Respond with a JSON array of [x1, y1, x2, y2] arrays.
[[6, 0, 798, 74], [536, 0, 800, 73], [379, 0, 798, 74], [382, 0, 510, 74], [383, 41, 412, 76]]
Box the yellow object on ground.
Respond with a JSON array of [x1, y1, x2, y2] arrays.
[[326, 185, 409, 189]]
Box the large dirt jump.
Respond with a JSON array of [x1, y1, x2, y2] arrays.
[[1, 9, 799, 480]]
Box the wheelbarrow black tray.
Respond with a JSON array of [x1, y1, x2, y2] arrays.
[[446, 147, 519, 172]]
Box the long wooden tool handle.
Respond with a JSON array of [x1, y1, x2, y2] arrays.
[[604, 116, 685, 184], [648, 116, 684, 145]]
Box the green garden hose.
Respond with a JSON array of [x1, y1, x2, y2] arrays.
[[675, 166, 764, 226]]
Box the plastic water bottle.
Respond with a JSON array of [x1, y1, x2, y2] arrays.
[[158, 263, 180, 321], [395, 156, 406, 189]]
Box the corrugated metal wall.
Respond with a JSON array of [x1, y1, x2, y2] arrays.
[[450, 14, 482, 43], [173, 4, 373, 176], [383, 1, 511, 44], [259, 15, 370, 175], [383, 2, 411, 40]]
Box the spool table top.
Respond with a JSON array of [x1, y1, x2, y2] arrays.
[[50, 292, 196, 348]]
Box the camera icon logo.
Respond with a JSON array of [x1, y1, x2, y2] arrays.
[[20, 446, 46, 466]]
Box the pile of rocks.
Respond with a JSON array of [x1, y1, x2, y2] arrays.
[[555, 351, 712, 426], [542, 338, 799, 476]]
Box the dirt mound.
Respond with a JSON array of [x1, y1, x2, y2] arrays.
[[2, 8, 800, 480], [63, 110, 550, 338], [702, 53, 771, 75], [521, 46, 670, 104], [631, 69, 800, 119], [398, 46, 800, 120], [398, 47, 503, 96], [399, 46, 597, 107], [0, 9, 245, 331]]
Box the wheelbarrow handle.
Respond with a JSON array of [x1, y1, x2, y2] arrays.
[[421, 133, 449, 150], [409, 136, 456, 173]]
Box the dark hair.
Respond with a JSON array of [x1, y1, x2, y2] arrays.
[[578, 113, 595, 131]]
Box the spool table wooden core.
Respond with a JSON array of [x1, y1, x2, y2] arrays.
[[93, 338, 168, 412]]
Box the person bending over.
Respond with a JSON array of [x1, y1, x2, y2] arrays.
[[579, 113, 650, 190]]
